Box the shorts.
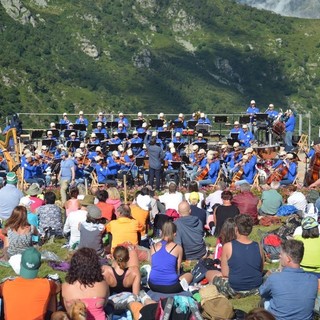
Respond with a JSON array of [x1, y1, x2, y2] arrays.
[[212, 277, 259, 299]]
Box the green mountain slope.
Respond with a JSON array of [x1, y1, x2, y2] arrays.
[[0, 0, 320, 127]]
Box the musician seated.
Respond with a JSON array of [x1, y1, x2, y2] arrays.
[[189, 144, 199, 164], [22, 152, 45, 187], [238, 124, 254, 147], [115, 112, 129, 129], [193, 133, 207, 144], [229, 121, 242, 136], [228, 142, 243, 177], [75, 111, 89, 142], [95, 112, 107, 124], [88, 133, 100, 145], [106, 150, 122, 179], [173, 113, 187, 134], [93, 122, 108, 139], [92, 157, 109, 184], [279, 153, 297, 186], [54, 144, 65, 160], [120, 149, 137, 177], [272, 150, 287, 169], [34, 150, 51, 187], [137, 122, 147, 134], [164, 147, 181, 185], [109, 132, 121, 145], [197, 113, 211, 125], [0, 151, 9, 173], [233, 150, 257, 185], [190, 148, 207, 180], [265, 103, 278, 120], [172, 132, 185, 144], [59, 112, 70, 125], [156, 112, 166, 131], [117, 123, 127, 135], [198, 151, 220, 187]]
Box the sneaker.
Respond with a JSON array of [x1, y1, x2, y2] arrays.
[[139, 290, 152, 304], [111, 293, 138, 310], [180, 278, 189, 291]]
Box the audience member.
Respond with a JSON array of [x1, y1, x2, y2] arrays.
[[96, 189, 115, 221], [259, 182, 283, 216], [175, 201, 206, 260], [205, 181, 226, 212], [158, 182, 183, 211], [245, 308, 275, 320], [286, 184, 307, 213], [106, 187, 122, 217], [259, 239, 317, 320], [64, 187, 80, 216], [184, 180, 205, 209], [189, 192, 207, 228], [25, 183, 45, 213]]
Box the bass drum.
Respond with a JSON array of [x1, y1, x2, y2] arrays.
[[272, 121, 285, 136]]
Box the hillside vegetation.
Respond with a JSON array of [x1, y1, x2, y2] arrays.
[[0, 0, 320, 128]]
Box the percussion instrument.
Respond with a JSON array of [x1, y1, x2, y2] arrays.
[[253, 145, 280, 160]]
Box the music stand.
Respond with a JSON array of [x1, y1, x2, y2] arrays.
[[42, 139, 57, 150], [92, 122, 105, 129], [196, 124, 210, 134], [56, 124, 67, 130], [117, 133, 127, 141], [50, 159, 62, 187], [239, 115, 251, 124], [95, 133, 105, 141], [138, 133, 146, 140], [150, 119, 164, 128], [231, 133, 239, 140], [130, 143, 143, 150], [171, 161, 182, 170], [187, 120, 197, 129], [182, 155, 190, 164], [227, 138, 238, 146], [64, 130, 77, 138], [193, 142, 207, 150], [47, 130, 59, 138], [255, 113, 268, 122], [73, 124, 86, 131], [135, 157, 144, 167], [87, 144, 98, 152], [174, 142, 186, 150], [131, 119, 143, 128], [106, 121, 118, 129], [158, 131, 171, 140], [108, 144, 120, 151], [171, 121, 184, 129], [215, 116, 228, 141], [66, 141, 80, 149], [31, 130, 44, 140]]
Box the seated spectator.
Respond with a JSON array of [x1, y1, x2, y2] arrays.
[[106, 187, 122, 216], [148, 221, 193, 293], [62, 248, 109, 319], [37, 191, 63, 236], [286, 184, 307, 213], [174, 201, 206, 260], [64, 187, 80, 216], [184, 180, 205, 209], [206, 214, 264, 298], [259, 239, 318, 320], [25, 183, 45, 213], [189, 192, 207, 228], [158, 182, 183, 211], [96, 190, 115, 221], [0, 247, 60, 319], [205, 181, 225, 212], [20, 196, 39, 243], [259, 182, 283, 216], [78, 205, 106, 257], [213, 190, 240, 237], [294, 217, 320, 275], [232, 183, 259, 224], [2, 206, 38, 259], [102, 245, 141, 295], [106, 204, 144, 251]]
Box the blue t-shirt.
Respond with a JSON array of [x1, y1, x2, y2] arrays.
[[60, 158, 75, 181]]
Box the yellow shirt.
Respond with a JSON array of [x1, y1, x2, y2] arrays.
[[130, 204, 148, 237]]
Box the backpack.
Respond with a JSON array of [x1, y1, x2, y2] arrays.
[[191, 258, 221, 283], [261, 233, 282, 262]]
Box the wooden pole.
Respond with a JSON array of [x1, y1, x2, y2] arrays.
[[123, 174, 127, 204]]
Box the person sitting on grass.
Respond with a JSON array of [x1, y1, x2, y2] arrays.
[[206, 214, 264, 298]]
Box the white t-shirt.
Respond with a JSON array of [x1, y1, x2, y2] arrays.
[[205, 190, 223, 212], [287, 192, 307, 212], [159, 192, 183, 211], [63, 209, 87, 247]]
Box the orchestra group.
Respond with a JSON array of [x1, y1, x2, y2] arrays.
[[0, 100, 304, 202]]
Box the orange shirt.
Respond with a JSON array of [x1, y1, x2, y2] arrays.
[[1, 277, 56, 320], [96, 201, 115, 221], [130, 204, 149, 237], [106, 217, 143, 249]]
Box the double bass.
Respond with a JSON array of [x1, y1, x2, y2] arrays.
[[305, 152, 320, 186]]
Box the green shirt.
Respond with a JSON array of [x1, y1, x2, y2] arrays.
[[260, 189, 282, 215]]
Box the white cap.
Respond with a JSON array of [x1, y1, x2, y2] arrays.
[[178, 113, 184, 118], [244, 147, 253, 154], [70, 132, 76, 136], [50, 122, 55, 127], [118, 123, 123, 127], [63, 112, 67, 116], [198, 148, 206, 154], [170, 148, 176, 153], [35, 150, 41, 155], [286, 153, 294, 159], [138, 112, 143, 117], [75, 148, 82, 154], [242, 155, 249, 161], [242, 124, 248, 129], [47, 131, 52, 135], [23, 149, 30, 155], [98, 112, 103, 116], [233, 142, 240, 148], [234, 121, 239, 125], [97, 122, 102, 127], [41, 145, 47, 150], [112, 150, 119, 157], [142, 122, 147, 128], [152, 131, 157, 137], [198, 133, 203, 137], [163, 124, 168, 128], [127, 149, 133, 156], [95, 146, 102, 152], [90, 133, 96, 138], [143, 144, 147, 149], [113, 131, 118, 135], [269, 104, 274, 108], [192, 145, 199, 151], [133, 130, 138, 135], [74, 152, 82, 158], [69, 122, 74, 126], [79, 111, 84, 115], [58, 144, 64, 149], [159, 112, 164, 118], [207, 154, 214, 160], [80, 142, 85, 148], [200, 112, 205, 118], [119, 112, 124, 116], [279, 150, 287, 156], [175, 132, 181, 137], [95, 156, 102, 161], [168, 142, 174, 148], [25, 152, 33, 158], [221, 144, 227, 150], [118, 145, 124, 152], [250, 100, 256, 104]]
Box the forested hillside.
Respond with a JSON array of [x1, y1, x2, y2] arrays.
[[0, 0, 320, 128]]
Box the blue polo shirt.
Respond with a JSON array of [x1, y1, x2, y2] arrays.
[[259, 267, 317, 320]]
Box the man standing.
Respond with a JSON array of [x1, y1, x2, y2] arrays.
[[0, 172, 23, 220], [284, 109, 296, 151], [175, 201, 206, 260], [0, 247, 60, 319], [144, 131, 165, 191], [58, 151, 75, 205], [259, 239, 318, 320]]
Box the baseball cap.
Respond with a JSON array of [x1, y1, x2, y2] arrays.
[[189, 192, 199, 202], [95, 146, 102, 152], [6, 172, 18, 184], [234, 121, 239, 125], [250, 100, 256, 104], [87, 205, 102, 219], [176, 132, 181, 137], [47, 131, 52, 135], [112, 150, 119, 157], [90, 133, 96, 138], [20, 248, 41, 279], [79, 111, 84, 115], [242, 124, 248, 129], [133, 130, 138, 135], [63, 113, 67, 116], [80, 195, 95, 206], [138, 112, 143, 117], [198, 133, 203, 137]]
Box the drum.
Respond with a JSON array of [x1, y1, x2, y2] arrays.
[[187, 129, 194, 136], [272, 121, 285, 136], [182, 129, 188, 136], [253, 145, 280, 160]]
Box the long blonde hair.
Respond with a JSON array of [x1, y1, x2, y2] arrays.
[[107, 187, 121, 200], [161, 221, 176, 243]]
